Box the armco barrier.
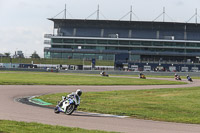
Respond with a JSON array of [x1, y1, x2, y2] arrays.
[[0, 68, 200, 77], [60, 70, 200, 77]]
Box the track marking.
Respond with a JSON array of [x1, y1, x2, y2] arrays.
[[19, 96, 129, 118]]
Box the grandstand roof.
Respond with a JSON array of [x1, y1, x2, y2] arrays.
[[49, 18, 200, 30]]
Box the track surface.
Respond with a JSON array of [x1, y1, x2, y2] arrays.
[[1, 78, 200, 133]]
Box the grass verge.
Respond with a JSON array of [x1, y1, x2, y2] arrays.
[[0, 58, 114, 66], [0, 72, 185, 85], [0, 120, 116, 133], [38, 87, 200, 124]]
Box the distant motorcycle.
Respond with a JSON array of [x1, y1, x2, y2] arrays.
[[174, 74, 181, 80], [139, 73, 146, 79], [100, 71, 109, 77], [175, 75, 181, 80], [54, 95, 80, 115], [187, 75, 193, 82]]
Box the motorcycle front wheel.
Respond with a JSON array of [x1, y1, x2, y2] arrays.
[[65, 104, 75, 115]]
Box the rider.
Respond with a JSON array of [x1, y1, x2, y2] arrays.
[[186, 75, 191, 81], [59, 89, 82, 108], [175, 73, 179, 79], [139, 73, 145, 78], [100, 71, 106, 76], [67, 89, 82, 102]]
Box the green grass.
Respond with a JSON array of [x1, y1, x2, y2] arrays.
[[0, 72, 185, 85], [38, 87, 200, 124], [0, 120, 116, 133], [0, 57, 114, 66]]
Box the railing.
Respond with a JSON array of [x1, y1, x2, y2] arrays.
[[116, 60, 200, 65]]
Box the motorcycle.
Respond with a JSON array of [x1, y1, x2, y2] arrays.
[[54, 95, 80, 115], [187, 76, 193, 82], [139, 73, 146, 79], [100, 71, 109, 77], [175, 75, 181, 80]]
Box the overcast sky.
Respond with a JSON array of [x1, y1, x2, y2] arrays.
[[0, 0, 200, 57]]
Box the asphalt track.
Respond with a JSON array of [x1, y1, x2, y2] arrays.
[[1, 78, 200, 133]]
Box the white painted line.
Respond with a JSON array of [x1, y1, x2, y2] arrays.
[[76, 111, 129, 118]]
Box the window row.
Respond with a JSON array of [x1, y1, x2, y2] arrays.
[[51, 45, 200, 53], [51, 38, 200, 47]]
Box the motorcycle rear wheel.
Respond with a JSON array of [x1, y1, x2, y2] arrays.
[[65, 104, 75, 115]]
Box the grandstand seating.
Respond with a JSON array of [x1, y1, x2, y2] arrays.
[[59, 27, 200, 41], [76, 28, 101, 37]]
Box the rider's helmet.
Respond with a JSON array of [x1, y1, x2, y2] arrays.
[[175, 73, 177, 76], [76, 89, 82, 96]]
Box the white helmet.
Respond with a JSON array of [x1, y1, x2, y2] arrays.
[[76, 89, 82, 96]]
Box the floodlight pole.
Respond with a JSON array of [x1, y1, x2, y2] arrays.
[[130, 6, 132, 21], [97, 5, 100, 20], [163, 7, 165, 22], [64, 4, 66, 19], [196, 8, 198, 24]]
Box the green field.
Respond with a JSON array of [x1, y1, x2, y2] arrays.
[[38, 87, 200, 124], [0, 57, 114, 66], [0, 120, 116, 133], [0, 72, 185, 85]]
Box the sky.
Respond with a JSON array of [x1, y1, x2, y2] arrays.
[[0, 0, 200, 57]]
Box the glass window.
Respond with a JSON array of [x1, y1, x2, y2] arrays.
[[44, 51, 50, 58], [118, 47, 129, 50], [152, 42, 163, 46], [108, 40, 118, 45], [63, 39, 74, 43], [52, 38, 63, 43], [175, 42, 184, 47], [106, 54, 115, 60], [86, 39, 97, 44], [73, 53, 84, 59], [63, 45, 71, 48], [96, 46, 105, 50], [164, 42, 175, 46], [130, 41, 141, 45], [196, 44, 200, 47], [174, 49, 184, 52], [83, 54, 95, 60], [62, 53, 73, 59], [141, 41, 152, 46], [51, 52, 62, 58], [97, 40, 108, 44], [83, 46, 96, 49], [106, 47, 116, 50], [71, 46, 78, 49], [52, 45, 63, 48], [186, 43, 197, 47], [74, 39, 85, 44], [119, 40, 129, 45]]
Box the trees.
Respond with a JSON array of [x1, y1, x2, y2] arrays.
[[30, 51, 40, 59], [4, 52, 10, 57]]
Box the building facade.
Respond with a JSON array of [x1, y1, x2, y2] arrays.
[[44, 19, 200, 66]]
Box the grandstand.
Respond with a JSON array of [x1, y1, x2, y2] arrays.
[[44, 19, 200, 71]]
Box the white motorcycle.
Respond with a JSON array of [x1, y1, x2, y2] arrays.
[[54, 95, 80, 115], [100, 71, 109, 77]]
